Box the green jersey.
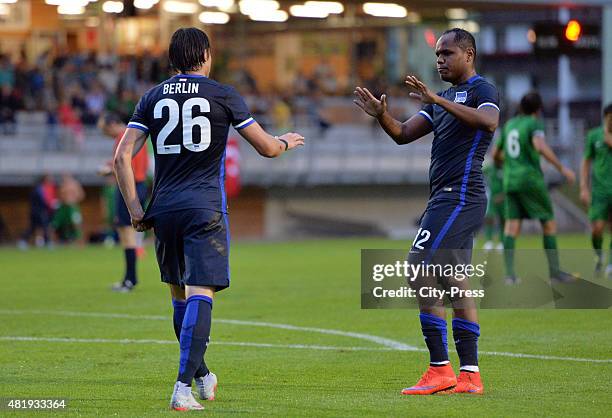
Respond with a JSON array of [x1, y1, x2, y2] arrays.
[[584, 126, 612, 196], [497, 115, 546, 192]]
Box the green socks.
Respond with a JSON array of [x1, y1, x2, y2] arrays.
[[543, 235, 560, 277], [592, 234, 603, 264], [484, 222, 494, 241], [503, 235, 516, 277]]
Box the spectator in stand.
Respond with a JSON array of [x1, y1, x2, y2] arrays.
[[28, 65, 45, 109], [18, 174, 58, 249], [83, 81, 106, 125], [313, 58, 338, 95], [0, 85, 20, 135], [293, 70, 311, 96], [271, 95, 292, 133], [0, 54, 14, 89], [306, 90, 331, 136], [58, 96, 83, 149], [44, 101, 61, 151]]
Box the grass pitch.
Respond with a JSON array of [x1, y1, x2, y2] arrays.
[[0, 234, 611, 417]]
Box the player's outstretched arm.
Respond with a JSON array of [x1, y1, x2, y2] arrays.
[[532, 133, 576, 184], [405, 76, 499, 133], [238, 121, 304, 158], [353, 86, 432, 145], [113, 127, 150, 231]]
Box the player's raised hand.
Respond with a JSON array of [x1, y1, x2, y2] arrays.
[[405, 76, 438, 104], [279, 132, 305, 150], [353, 87, 387, 118]]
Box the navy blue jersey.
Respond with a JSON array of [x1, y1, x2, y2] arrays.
[[418, 75, 499, 204], [128, 74, 254, 218]]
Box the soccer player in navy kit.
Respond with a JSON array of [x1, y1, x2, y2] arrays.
[[354, 29, 499, 395], [114, 28, 304, 411]]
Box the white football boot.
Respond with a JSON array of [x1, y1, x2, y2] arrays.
[[194, 372, 218, 400], [170, 381, 204, 411]]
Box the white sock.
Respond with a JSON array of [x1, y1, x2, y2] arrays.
[[460, 365, 479, 373], [175, 381, 192, 396]]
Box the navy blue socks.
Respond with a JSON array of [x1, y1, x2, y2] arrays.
[[172, 299, 209, 378], [452, 317, 480, 372], [124, 248, 137, 285], [419, 313, 449, 365], [177, 295, 213, 385]]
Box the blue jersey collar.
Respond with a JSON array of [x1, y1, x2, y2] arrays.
[[466, 74, 481, 84], [175, 73, 207, 79]]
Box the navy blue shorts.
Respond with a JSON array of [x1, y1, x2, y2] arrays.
[[115, 182, 148, 227], [409, 198, 486, 264], [152, 208, 230, 291]]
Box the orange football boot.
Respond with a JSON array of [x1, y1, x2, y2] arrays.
[[454, 371, 484, 394], [401, 364, 457, 395]]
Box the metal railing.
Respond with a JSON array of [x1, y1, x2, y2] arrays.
[[0, 114, 586, 186]]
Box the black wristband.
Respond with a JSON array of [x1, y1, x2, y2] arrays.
[[279, 138, 289, 151]]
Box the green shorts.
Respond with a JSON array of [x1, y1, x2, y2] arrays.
[[52, 204, 82, 241], [588, 193, 612, 222], [504, 186, 554, 221]]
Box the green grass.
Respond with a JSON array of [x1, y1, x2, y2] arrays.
[[0, 234, 611, 417]]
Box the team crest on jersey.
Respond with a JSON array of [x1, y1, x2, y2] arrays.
[[454, 91, 467, 103]]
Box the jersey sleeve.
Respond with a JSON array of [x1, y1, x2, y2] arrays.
[[532, 118, 546, 139], [127, 93, 150, 134], [474, 82, 500, 112], [584, 130, 595, 160], [418, 103, 434, 126], [226, 87, 255, 130]]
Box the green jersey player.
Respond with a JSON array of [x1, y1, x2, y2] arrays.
[[492, 92, 576, 284], [580, 104, 612, 277], [482, 159, 505, 251]]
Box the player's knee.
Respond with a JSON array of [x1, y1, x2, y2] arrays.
[[419, 307, 445, 318], [504, 220, 520, 236], [118, 227, 137, 247], [592, 221, 605, 236], [186, 285, 215, 299], [542, 220, 556, 235], [168, 283, 186, 301]]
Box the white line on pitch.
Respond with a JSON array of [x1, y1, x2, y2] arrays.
[[0, 309, 416, 351], [0, 336, 395, 352], [1, 309, 611, 363]]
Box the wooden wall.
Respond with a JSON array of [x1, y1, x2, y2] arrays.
[[0, 186, 266, 243]]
